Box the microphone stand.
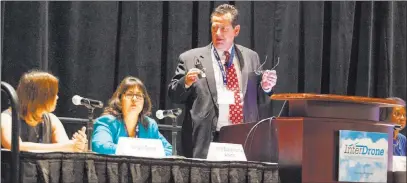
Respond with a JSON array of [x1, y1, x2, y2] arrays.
[[171, 117, 177, 156], [83, 102, 95, 152], [87, 107, 94, 151]]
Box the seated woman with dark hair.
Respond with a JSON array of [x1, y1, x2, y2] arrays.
[[92, 76, 172, 156], [1, 70, 87, 152], [387, 97, 406, 156]]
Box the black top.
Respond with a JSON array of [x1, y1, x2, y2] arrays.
[[3, 110, 52, 143]]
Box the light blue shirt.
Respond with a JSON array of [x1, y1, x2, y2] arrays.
[[92, 115, 172, 156], [394, 133, 406, 156]]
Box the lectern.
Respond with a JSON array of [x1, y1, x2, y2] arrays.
[[219, 93, 403, 183]]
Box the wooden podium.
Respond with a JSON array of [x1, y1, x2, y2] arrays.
[[219, 93, 403, 183]]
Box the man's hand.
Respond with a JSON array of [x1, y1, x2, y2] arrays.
[[261, 70, 277, 92], [185, 68, 203, 88]]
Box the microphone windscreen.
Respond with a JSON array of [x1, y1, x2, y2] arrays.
[[72, 95, 82, 105], [156, 110, 164, 120], [174, 108, 182, 116]]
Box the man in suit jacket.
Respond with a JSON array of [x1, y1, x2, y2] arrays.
[[168, 4, 277, 159]]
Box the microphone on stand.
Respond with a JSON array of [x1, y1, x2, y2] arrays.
[[156, 108, 182, 119], [71, 95, 103, 152], [72, 95, 104, 109], [394, 124, 402, 130], [156, 108, 182, 156]]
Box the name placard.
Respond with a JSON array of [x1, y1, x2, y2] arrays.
[[115, 137, 165, 158], [206, 142, 247, 161], [393, 156, 407, 172]]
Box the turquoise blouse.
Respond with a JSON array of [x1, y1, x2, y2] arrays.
[[92, 115, 172, 156]]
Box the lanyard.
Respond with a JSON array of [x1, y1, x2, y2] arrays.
[[212, 44, 235, 86], [125, 123, 139, 138]]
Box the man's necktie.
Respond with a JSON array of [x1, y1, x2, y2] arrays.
[[224, 51, 243, 124]]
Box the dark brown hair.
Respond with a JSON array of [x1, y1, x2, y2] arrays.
[[16, 70, 59, 122], [103, 76, 152, 128], [211, 4, 239, 27]]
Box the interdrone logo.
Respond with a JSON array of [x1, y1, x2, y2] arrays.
[[343, 142, 385, 156]]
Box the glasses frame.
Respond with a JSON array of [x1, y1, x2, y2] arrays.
[[123, 93, 144, 101]]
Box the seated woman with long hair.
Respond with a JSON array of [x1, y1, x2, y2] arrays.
[[1, 70, 87, 152], [92, 76, 172, 156]]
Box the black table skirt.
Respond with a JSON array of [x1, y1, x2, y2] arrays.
[[1, 150, 279, 183]]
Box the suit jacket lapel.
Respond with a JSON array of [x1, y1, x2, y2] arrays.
[[199, 44, 218, 108], [235, 45, 248, 97]]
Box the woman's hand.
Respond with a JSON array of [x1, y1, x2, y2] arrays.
[[71, 127, 88, 152]]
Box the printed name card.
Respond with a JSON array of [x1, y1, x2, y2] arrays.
[[115, 137, 165, 158], [393, 156, 406, 172], [206, 142, 247, 161]]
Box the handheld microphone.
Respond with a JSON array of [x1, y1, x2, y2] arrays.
[[194, 56, 206, 78], [72, 95, 104, 109], [156, 108, 182, 119]]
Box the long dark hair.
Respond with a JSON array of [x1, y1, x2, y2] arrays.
[[102, 76, 152, 128]]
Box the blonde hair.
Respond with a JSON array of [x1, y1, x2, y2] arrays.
[[17, 70, 59, 122]]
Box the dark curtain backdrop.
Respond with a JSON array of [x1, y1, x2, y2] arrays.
[[2, 1, 407, 149]]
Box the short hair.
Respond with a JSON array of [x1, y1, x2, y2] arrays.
[[211, 4, 239, 27], [381, 97, 406, 122], [103, 76, 152, 129], [17, 70, 59, 122]]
